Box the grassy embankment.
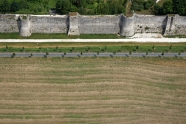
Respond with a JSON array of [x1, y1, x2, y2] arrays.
[[0, 57, 185, 124], [0, 42, 186, 53]]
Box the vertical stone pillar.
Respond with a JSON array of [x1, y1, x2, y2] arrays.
[[68, 12, 80, 35], [20, 15, 31, 37]]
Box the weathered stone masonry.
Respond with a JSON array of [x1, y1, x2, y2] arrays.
[[0, 13, 186, 37]]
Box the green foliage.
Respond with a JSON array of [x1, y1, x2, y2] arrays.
[[169, 45, 172, 50], [56, 0, 71, 14], [131, 0, 155, 12], [154, 0, 186, 16], [136, 45, 139, 50], [10, 1, 20, 12], [145, 2, 151, 9], [172, 0, 186, 15], [0, 0, 10, 13], [154, 4, 162, 15], [131, 2, 139, 11], [0, 0, 127, 15]]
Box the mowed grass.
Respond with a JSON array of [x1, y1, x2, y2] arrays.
[[0, 42, 186, 53], [0, 57, 186, 124], [0, 33, 121, 39]]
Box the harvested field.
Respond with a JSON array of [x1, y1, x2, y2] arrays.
[[0, 57, 186, 124]]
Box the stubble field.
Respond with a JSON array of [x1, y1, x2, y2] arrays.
[[0, 57, 186, 124]]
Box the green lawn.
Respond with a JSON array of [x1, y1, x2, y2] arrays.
[[0, 33, 122, 39], [1, 42, 186, 53]]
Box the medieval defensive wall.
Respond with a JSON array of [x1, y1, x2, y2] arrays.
[[0, 12, 186, 37]]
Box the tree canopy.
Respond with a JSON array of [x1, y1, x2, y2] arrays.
[[56, 0, 127, 15]]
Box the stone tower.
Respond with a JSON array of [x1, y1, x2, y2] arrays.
[[20, 15, 31, 37]]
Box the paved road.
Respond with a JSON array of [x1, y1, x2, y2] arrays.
[[0, 38, 186, 42], [1, 52, 186, 58]]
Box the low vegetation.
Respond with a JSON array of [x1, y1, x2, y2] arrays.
[[0, 57, 185, 123], [0, 42, 186, 53]]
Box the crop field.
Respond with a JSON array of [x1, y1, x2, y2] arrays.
[[0, 57, 186, 124]]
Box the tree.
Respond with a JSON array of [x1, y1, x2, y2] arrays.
[[129, 50, 132, 55], [146, 51, 148, 55], [145, 2, 151, 10], [172, 0, 186, 15], [79, 7, 86, 14], [136, 45, 139, 50], [154, 4, 162, 15], [131, 2, 139, 11], [22, 47, 25, 52], [152, 45, 155, 50], [71, 0, 86, 7], [169, 45, 172, 50], [19, 0, 29, 10], [162, 0, 173, 14], [138, 4, 144, 11], [161, 52, 164, 56], [178, 51, 181, 55], [56, 0, 72, 14], [11, 52, 16, 58], [1, 0, 10, 13], [10, 1, 20, 12]]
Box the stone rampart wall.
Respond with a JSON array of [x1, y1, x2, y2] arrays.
[[79, 15, 120, 34], [174, 15, 186, 35], [0, 15, 19, 33], [0, 13, 186, 37], [31, 15, 68, 33], [134, 15, 167, 34]]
